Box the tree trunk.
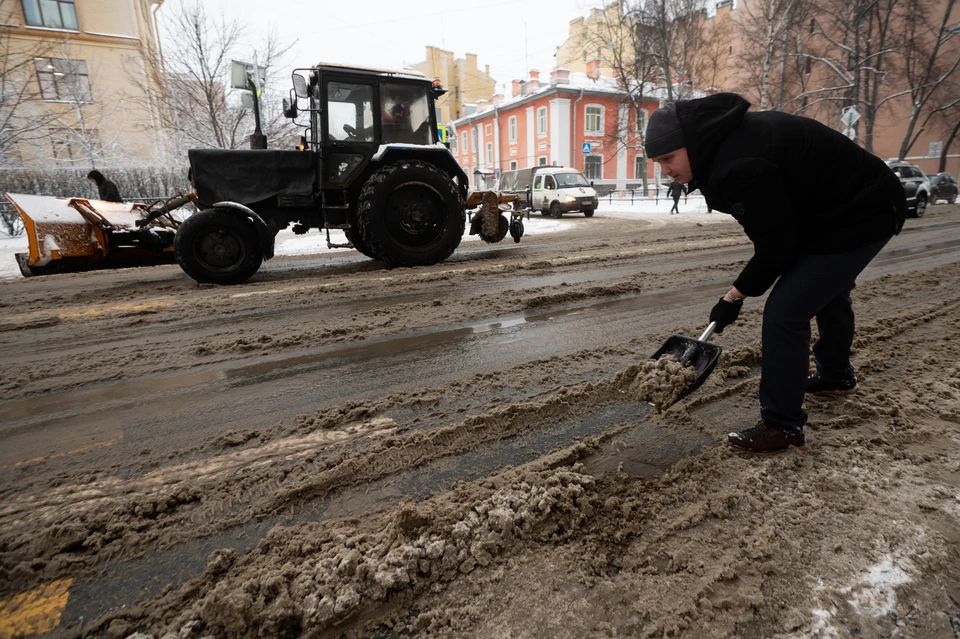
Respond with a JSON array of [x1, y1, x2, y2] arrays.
[[940, 119, 960, 172], [758, 0, 780, 110]]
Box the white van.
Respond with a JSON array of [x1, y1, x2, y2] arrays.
[[530, 167, 598, 218], [497, 166, 598, 218]]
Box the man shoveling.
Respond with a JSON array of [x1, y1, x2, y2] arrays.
[[645, 93, 906, 453]]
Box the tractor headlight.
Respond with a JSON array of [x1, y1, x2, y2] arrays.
[[564, 195, 576, 203], [298, 136, 306, 152]]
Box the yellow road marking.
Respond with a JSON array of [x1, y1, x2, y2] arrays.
[[58, 301, 173, 318], [0, 579, 73, 639], [6, 435, 123, 470]]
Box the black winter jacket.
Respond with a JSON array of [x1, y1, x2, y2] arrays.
[[88, 170, 123, 203], [677, 93, 906, 297], [667, 181, 685, 199], [97, 179, 123, 203]]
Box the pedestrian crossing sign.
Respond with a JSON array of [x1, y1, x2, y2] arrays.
[[582, 142, 591, 154]]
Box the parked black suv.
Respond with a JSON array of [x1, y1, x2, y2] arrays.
[[926, 172, 958, 204], [886, 161, 930, 217]]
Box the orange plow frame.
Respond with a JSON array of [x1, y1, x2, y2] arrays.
[[5, 193, 183, 277]]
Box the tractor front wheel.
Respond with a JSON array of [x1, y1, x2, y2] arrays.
[[174, 209, 263, 285]]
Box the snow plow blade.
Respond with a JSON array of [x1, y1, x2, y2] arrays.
[[5, 193, 182, 277]]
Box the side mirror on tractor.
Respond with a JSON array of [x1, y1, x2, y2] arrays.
[[283, 97, 298, 119], [292, 73, 309, 98]]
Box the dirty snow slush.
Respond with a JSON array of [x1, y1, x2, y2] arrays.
[[0, 206, 958, 638]]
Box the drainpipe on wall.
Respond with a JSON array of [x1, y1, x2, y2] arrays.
[[494, 105, 500, 182], [572, 88, 585, 173]]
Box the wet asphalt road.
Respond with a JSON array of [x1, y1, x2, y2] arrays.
[[2, 210, 960, 636]]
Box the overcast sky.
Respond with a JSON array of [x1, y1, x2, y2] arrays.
[[156, 0, 605, 95]]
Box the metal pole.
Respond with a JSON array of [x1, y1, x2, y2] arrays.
[[249, 88, 267, 149]]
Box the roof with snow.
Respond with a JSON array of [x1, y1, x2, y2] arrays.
[[450, 71, 703, 126]]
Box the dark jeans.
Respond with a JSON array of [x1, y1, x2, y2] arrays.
[[670, 197, 680, 212], [759, 237, 890, 433]]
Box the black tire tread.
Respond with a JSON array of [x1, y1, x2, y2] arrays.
[[174, 209, 262, 285], [356, 160, 464, 267]]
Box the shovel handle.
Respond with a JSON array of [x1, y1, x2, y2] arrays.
[[699, 321, 718, 342]]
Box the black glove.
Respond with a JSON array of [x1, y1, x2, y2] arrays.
[[709, 297, 742, 334]]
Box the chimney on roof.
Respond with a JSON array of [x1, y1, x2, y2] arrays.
[[477, 98, 489, 113], [493, 93, 503, 106], [519, 79, 528, 96], [512, 79, 521, 96], [586, 59, 600, 80], [550, 67, 571, 86], [485, 64, 490, 76], [527, 69, 540, 93]]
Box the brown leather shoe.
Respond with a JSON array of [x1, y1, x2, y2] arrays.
[[806, 371, 857, 395], [728, 422, 805, 453]]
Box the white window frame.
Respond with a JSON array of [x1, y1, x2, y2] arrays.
[[537, 107, 547, 138], [634, 154, 645, 179], [460, 130, 468, 155], [538, 155, 548, 166], [485, 123, 493, 136], [508, 115, 517, 143], [584, 104, 604, 136], [509, 160, 518, 170], [584, 154, 603, 180], [486, 142, 493, 165]]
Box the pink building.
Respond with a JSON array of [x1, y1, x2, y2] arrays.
[[451, 68, 665, 190]]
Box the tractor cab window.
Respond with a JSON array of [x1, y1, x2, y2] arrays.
[[381, 82, 432, 145], [544, 175, 556, 190], [326, 81, 374, 143]]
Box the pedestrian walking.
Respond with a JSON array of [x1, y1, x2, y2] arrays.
[[87, 170, 123, 203], [644, 93, 906, 452], [667, 179, 685, 214]]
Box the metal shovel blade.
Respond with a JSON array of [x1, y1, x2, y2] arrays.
[[650, 321, 723, 399]]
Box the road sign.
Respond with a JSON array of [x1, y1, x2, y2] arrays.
[[231, 60, 266, 93], [843, 127, 856, 140], [841, 107, 860, 127], [582, 142, 591, 154], [494, 168, 500, 178]]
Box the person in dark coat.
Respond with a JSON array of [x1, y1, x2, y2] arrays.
[[87, 170, 123, 203], [645, 93, 906, 453], [667, 179, 685, 214]]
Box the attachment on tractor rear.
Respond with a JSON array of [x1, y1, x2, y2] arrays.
[[466, 190, 525, 244]]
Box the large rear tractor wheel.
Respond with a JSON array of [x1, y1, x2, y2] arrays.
[[174, 209, 263, 285], [345, 226, 378, 259], [357, 160, 465, 267]]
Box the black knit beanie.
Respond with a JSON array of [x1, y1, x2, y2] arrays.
[[644, 103, 685, 158]]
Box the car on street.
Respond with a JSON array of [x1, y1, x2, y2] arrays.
[[926, 172, 958, 204], [887, 161, 930, 217]]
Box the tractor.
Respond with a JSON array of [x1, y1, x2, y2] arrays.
[[8, 63, 523, 283]]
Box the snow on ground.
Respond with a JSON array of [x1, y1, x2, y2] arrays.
[[0, 196, 725, 280]]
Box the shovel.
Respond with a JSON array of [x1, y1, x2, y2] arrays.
[[650, 321, 722, 399]]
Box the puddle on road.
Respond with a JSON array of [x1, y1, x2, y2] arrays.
[[59, 400, 716, 629], [871, 238, 960, 263]]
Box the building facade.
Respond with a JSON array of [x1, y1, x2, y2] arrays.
[[452, 68, 663, 191], [1, 0, 166, 168], [554, 0, 960, 177], [411, 46, 497, 126]]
